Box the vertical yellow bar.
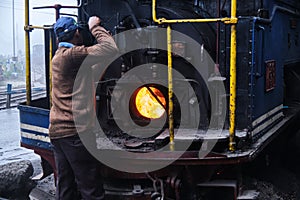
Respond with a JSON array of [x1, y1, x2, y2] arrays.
[[167, 25, 174, 150], [49, 31, 53, 107], [25, 0, 31, 105], [229, 0, 237, 151], [152, 0, 158, 23]]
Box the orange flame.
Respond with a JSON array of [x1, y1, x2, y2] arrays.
[[135, 87, 166, 119]]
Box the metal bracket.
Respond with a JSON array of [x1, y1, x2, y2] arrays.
[[224, 17, 238, 24], [24, 25, 33, 32]]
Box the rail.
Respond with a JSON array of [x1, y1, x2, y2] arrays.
[[0, 84, 46, 109]]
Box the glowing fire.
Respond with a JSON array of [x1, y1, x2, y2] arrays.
[[135, 87, 166, 119]]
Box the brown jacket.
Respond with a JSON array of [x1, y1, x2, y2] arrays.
[[49, 25, 118, 139]]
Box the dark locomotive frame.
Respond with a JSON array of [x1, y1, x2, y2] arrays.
[[19, 0, 300, 199]]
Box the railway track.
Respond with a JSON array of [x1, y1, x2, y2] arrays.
[[0, 90, 46, 109]]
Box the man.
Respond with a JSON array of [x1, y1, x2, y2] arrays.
[[49, 16, 118, 200]]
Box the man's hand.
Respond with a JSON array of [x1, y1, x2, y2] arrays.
[[88, 16, 101, 30]]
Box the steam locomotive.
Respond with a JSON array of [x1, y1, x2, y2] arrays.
[[19, 0, 300, 199]]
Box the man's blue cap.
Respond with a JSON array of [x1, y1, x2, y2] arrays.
[[54, 17, 78, 38]]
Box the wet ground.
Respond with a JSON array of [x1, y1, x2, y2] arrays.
[[0, 108, 43, 199], [0, 108, 40, 167]]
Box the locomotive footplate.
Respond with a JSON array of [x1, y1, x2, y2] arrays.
[[97, 109, 300, 166], [97, 110, 299, 200]]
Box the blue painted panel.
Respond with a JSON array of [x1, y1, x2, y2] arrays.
[[249, 5, 300, 121], [18, 104, 51, 151], [21, 137, 52, 151], [18, 105, 49, 128], [20, 128, 49, 137]]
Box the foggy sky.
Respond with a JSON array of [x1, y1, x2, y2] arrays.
[[0, 0, 77, 56]]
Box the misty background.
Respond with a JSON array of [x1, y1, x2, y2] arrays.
[[0, 0, 77, 88]]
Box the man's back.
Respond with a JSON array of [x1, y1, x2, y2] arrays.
[[49, 25, 118, 139]]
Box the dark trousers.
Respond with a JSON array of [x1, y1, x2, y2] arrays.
[[51, 134, 105, 200]]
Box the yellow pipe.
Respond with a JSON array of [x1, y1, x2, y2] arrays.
[[152, 0, 158, 23], [156, 17, 235, 24], [25, 25, 52, 30], [25, 0, 31, 105], [153, 0, 175, 149], [229, 0, 237, 152], [152, 0, 236, 24], [167, 25, 175, 150], [49, 32, 53, 107]]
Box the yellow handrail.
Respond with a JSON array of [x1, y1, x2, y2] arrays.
[[167, 25, 174, 151], [25, 0, 31, 105], [24, 25, 53, 30], [229, 0, 237, 152], [152, 0, 237, 152], [49, 32, 53, 108], [152, 0, 237, 24]]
